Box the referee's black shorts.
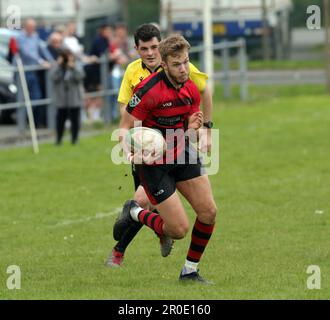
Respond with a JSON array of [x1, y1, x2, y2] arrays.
[[134, 147, 204, 205]]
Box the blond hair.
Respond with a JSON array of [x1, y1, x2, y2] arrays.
[[158, 34, 191, 61]]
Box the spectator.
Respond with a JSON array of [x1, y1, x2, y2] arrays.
[[113, 23, 135, 60], [107, 23, 131, 121], [84, 24, 113, 122], [53, 24, 67, 36], [15, 18, 54, 128], [87, 24, 113, 85], [51, 48, 85, 145], [63, 21, 84, 59], [47, 32, 63, 60], [36, 19, 53, 41]]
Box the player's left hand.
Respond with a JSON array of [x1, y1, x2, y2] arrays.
[[188, 111, 203, 130]]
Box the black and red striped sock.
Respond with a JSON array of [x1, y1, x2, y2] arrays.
[[138, 209, 164, 236], [186, 218, 215, 265]]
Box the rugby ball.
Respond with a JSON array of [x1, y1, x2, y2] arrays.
[[124, 127, 166, 162]]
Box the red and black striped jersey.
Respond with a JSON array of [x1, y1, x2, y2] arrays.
[[126, 70, 200, 128], [126, 70, 201, 162]]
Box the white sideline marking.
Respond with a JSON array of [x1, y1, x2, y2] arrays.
[[51, 208, 121, 228]]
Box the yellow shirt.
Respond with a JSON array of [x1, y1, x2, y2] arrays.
[[117, 58, 208, 105]]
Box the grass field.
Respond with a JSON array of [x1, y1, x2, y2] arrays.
[[191, 58, 325, 72], [0, 84, 329, 299]]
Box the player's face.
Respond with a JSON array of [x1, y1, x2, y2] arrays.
[[163, 50, 190, 86], [136, 37, 161, 70]]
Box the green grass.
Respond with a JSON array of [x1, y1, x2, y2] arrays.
[[245, 59, 325, 70], [191, 58, 325, 71], [0, 84, 330, 299]]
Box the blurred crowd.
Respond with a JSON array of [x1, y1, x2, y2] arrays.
[[6, 18, 137, 136]]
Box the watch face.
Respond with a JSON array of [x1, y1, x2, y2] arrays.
[[204, 121, 213, 128]]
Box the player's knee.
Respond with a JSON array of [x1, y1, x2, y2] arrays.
[[198, 203, 217, 224], [134, 192, 150, 209], [209, 204, 217, 223], [171, 223, 189, 239]]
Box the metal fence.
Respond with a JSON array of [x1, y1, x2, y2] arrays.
[[191, 38, 248, 100], [0, 39, 248, 133], [0, 56, 117, 132]]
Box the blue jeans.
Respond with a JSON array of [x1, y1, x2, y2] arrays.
[[25, 71, 43, 127]]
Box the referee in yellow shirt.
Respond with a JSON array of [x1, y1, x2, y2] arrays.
[[107, 23, 214, 267]]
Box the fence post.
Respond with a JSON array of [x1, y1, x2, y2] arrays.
[[15, 72, 26, 133], [238, 38, 248, 101], [45, 68, 55, 129], [222, 42, 231, 98], [101, 54, 111, 124]]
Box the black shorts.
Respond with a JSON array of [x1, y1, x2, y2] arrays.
[[132, 163, 140, 191], [134, 147, 204, 205]]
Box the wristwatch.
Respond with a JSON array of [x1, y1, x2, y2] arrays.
[[203, 121, 213, 129]]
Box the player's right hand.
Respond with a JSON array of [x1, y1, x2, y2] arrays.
[[188, 111, 203, 130]]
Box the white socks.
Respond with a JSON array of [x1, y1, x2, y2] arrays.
[[182, 260, 199, 275], [130, 205, 143, 222]]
